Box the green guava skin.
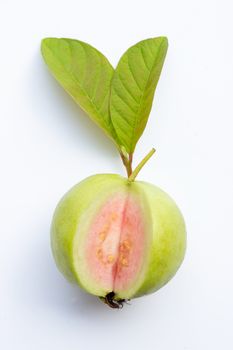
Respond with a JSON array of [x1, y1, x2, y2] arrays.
[[51, 174, 186, 300]]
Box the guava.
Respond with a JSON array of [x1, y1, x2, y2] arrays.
[[51, 173, 186, 308], [41, 36, 186, 308]]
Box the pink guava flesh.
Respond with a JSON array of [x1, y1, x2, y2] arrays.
[[85, 192, 146, 294]]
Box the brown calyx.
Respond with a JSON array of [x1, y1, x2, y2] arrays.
[[100, 292, 130, 309]]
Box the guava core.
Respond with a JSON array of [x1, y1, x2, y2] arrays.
[[51, 174, 186, 306]]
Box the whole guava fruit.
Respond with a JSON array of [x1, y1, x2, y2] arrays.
[[51, 173, 186, 308]]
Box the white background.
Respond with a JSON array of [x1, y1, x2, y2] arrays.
[[1, 1, 233, 349]]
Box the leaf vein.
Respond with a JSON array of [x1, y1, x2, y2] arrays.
[[127, 56, 142, 92], [113, 88, 138, 113], [117, 74, 138, 103], [140, 47, 151, 71], [111, 103, 133, 128]]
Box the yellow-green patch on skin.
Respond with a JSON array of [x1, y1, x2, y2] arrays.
[[132, 181, 186, 298]]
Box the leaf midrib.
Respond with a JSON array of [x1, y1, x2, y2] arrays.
[[127, 39, 165, 152]]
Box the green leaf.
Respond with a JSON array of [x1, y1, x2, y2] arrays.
[[41, 38, 119, 145], [110, 37, 168, 153]]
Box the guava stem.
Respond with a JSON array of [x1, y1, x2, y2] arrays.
[[128, 148, 156, 182], [120, 152, 133, 177], [128, 153, 133, 176]]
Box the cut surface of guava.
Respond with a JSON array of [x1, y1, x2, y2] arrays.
[[72, 190, 148, 297], [85, 191, 147, 296]]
